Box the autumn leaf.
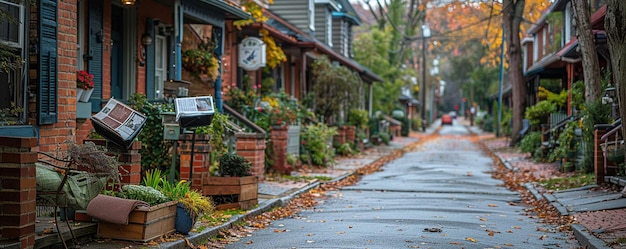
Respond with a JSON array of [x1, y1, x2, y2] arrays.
[[465, 237, 477, 243], [488, 204, 498, 207]]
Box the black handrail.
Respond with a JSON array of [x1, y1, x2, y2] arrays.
[[223, 104, 266, 135]]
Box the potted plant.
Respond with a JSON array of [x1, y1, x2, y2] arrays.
[[204, 152, 259, 210], [76, 70, 94, 102], [149, 169, 214, 234]]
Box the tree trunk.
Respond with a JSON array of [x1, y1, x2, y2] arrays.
[[605, 1, 626, 159], [572, 0, 602, 102], [504, 0, 526, 146]]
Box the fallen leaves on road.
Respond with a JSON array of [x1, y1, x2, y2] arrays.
[[482, 141, 575, 231]]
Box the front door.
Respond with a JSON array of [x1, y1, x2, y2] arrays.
[[110, 5, 123, 99]]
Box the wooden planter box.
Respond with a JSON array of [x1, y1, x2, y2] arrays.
[[96, 201, 177, 242], [203, 176, 258, 210]]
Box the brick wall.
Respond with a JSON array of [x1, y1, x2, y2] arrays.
[[0, 136, 38, 249], [29, 0, 78, 153], [236, 132, 266, 181], [178, 134, 211, 190]]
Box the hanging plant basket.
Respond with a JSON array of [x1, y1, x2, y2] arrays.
[[182, 37, 219, 81]]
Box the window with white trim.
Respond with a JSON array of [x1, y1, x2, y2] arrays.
[[0, 0, 26, 124]]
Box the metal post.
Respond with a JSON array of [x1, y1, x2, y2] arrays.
[[421, 28, 428, 131], [497, 25, 505, 137]]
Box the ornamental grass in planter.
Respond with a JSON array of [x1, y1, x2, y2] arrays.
[[143, 169, 214, 234]]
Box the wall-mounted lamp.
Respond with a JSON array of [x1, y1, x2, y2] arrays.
[[142, 33, 153, 46], [138, 33, 152, 66], [603, 83, 618, 119], [605, 85, 616, 100], [121, 0, 138, 6]]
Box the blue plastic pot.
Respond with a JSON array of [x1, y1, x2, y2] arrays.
[[175, 203, 195, 234]]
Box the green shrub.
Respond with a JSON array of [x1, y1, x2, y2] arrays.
[[336, 142, 354, 156], [411, 117, 421, 131], [348, 109, 369, 130], [581, 99, 612, 172], [379, 132, 391, 145], [128, 93, 173, 172], [482, 115, 494, 132], [286, 153, 299, 166], [549, 121, 578, 162], [218, 152, 252, 177], [525, 100, 557, 126], [520, 131, 542, 157], [301, 123, 337, 166]]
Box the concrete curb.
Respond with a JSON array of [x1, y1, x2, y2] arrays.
[[571, 224, 611, 249]]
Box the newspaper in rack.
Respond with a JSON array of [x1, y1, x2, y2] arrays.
[[92, 98, 147, 142], [174, 96, 215, 122]]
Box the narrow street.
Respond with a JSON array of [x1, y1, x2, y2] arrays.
[[225, 121, 579, 248]]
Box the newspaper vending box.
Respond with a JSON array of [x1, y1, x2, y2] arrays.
[[175, 96, 215, 128], [90, 98, 147, 149]]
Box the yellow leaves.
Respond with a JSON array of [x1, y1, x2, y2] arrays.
[[259, 29, 287, 68], [465, 237, 477, 243], [233, 1, 268, 29]]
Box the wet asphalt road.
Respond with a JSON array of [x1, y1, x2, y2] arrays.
[[226, 122, 578, 249]]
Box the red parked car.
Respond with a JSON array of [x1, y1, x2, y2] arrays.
[[441, 114, 453, 126]]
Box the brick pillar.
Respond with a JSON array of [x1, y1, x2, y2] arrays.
[[334, 126, 346, 145], [0, 136, 38, 249], [271, 126, 292, 174], [178, 134, 211, 190], [594, 129, 607, 184], [236, 132, 266, 181], [83, 139, 142, 187], [347, 126, 357, 144]]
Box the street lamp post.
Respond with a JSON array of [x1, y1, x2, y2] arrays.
[[421, 24, 430, 131]]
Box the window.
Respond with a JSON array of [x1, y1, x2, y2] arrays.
[[0, 0, 26, 124], [0, 0, 23, 48], [326, 9, 332, 46]]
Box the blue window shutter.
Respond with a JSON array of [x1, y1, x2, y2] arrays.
[[37, 0, 58, 125], [88, 0, 103, 111]]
